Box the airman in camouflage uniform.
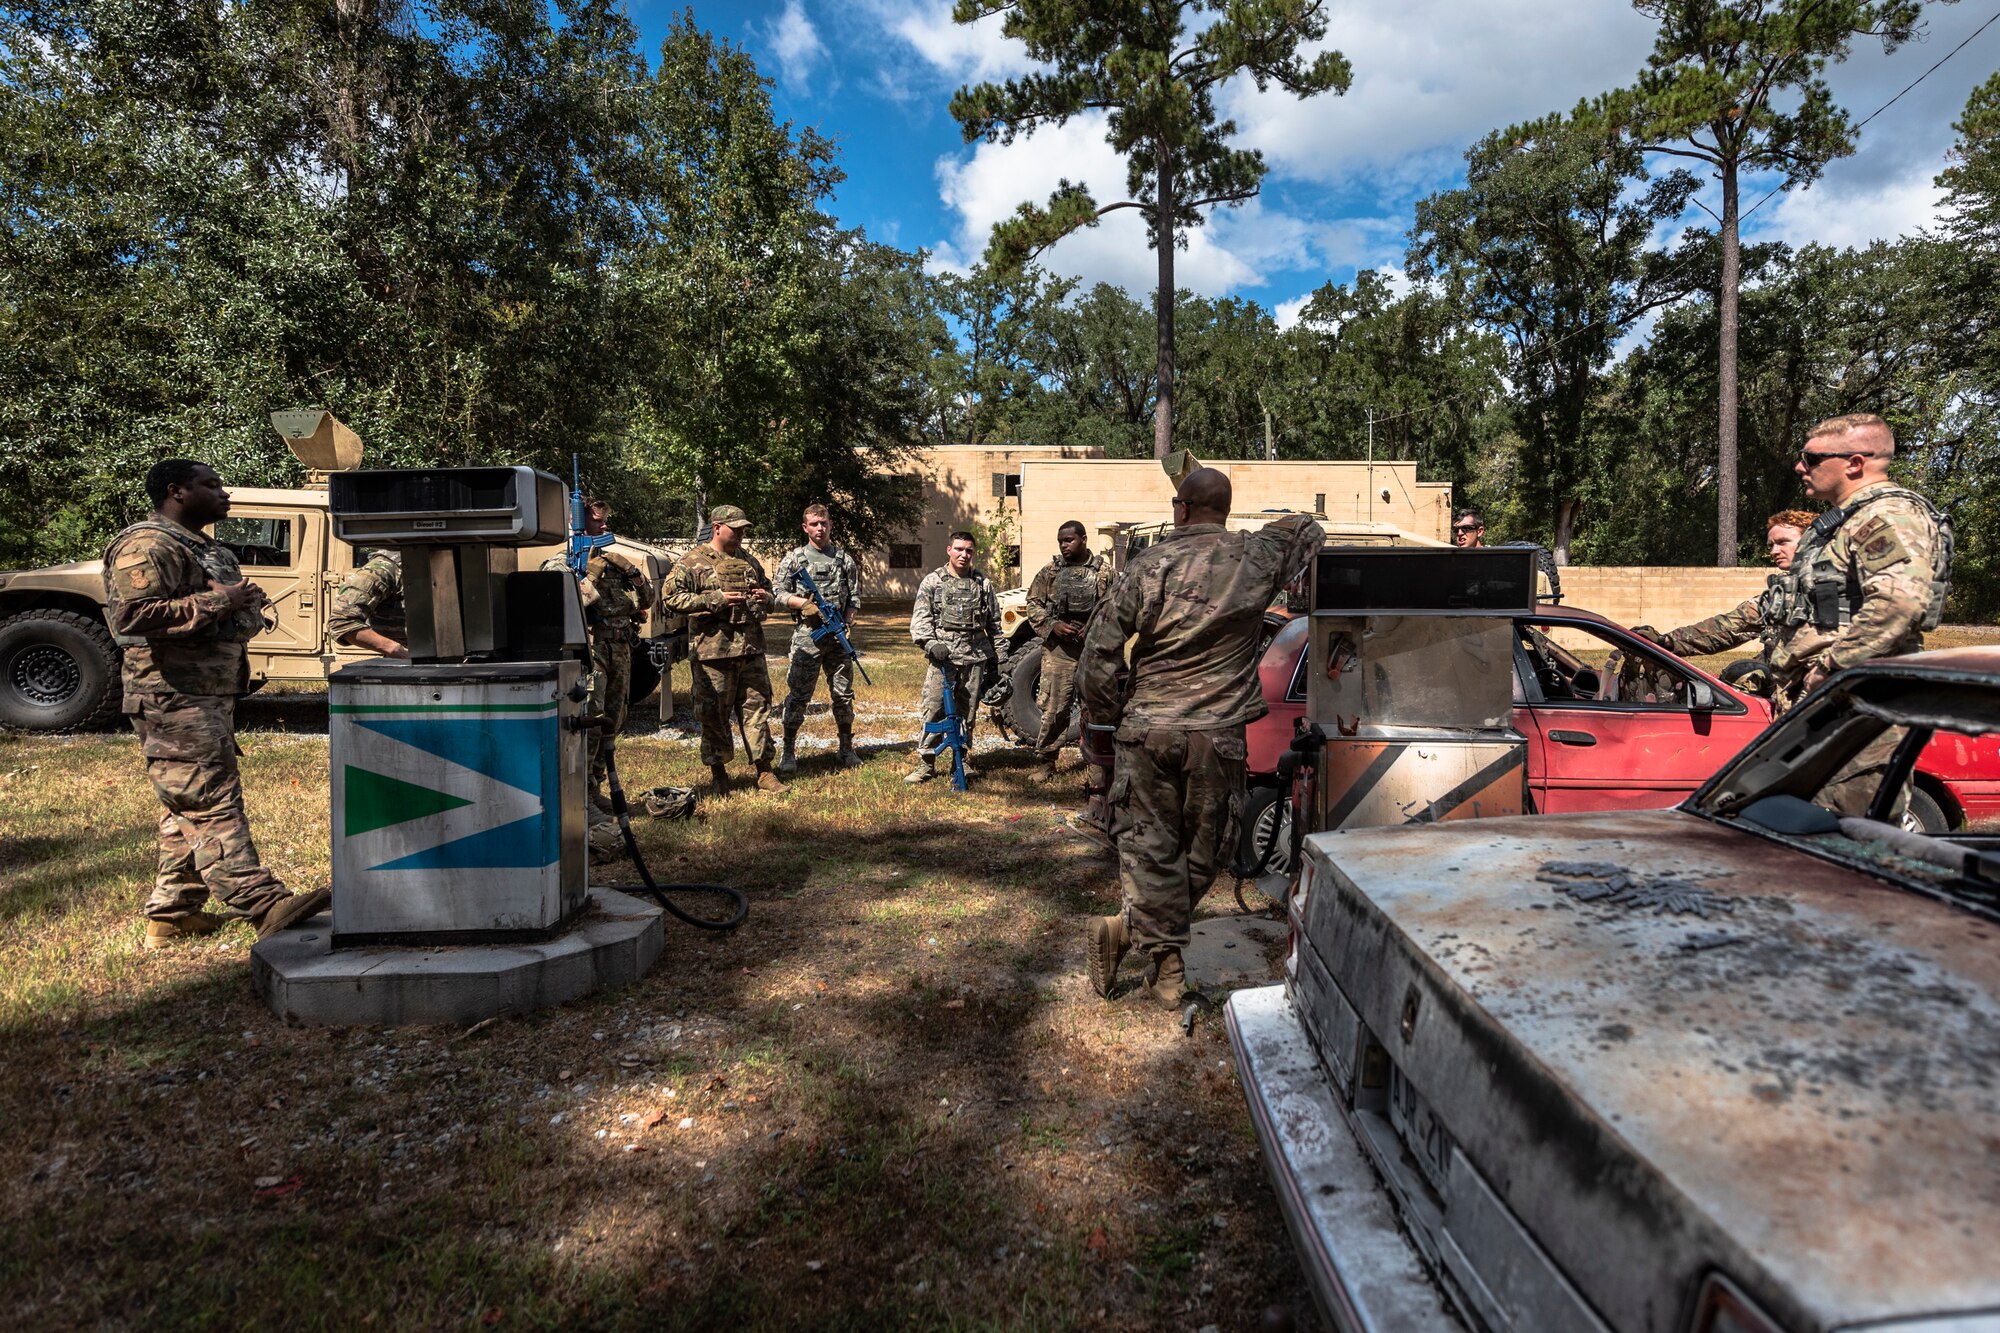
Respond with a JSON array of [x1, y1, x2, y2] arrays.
[[1077, 470, 1323, 1007], [327, 549, 407, 657], [905, 531, 1006, 785], [540, 499, 653, 810], [661, 505, 783, 795], [771, 503, 863, 772], [1024, 521, 1112, 780], [1767, 415, 1950, 816], [104, 460, 329, 949], [1639, 510, 1814, 661]]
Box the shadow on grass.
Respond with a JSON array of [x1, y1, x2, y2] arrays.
[[0, 787, 1310, 1330]]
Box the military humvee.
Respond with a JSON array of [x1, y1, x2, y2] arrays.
[[0, 413, 683, 732]]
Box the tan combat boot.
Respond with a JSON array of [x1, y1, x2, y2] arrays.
[[143, 912, 225, 950], [1086, 913, 1130, 999], [1142, 949, 1189, 1009], [754, 761, 786, 794], [709, 763, 730, 796], [255, 887, 331, 940]]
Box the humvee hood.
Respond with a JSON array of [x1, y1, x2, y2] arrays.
[[1307, 809, 2000, 1330]]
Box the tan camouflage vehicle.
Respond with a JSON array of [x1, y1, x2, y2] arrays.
[[0, 412, 683, 731]]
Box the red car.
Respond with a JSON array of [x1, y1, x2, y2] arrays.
[[1250, 606, 2000, 835]]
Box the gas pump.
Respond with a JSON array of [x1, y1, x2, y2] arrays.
[[325, 466, 591, 944], [1297, 547, 1539, 835]]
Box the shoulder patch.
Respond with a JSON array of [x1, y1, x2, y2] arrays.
[[1855, 524, 1912, 575]]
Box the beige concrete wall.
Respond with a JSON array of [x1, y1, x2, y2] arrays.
[[1557, 567, 1771, 634], [861, 444, 1105, 600], [1013, 458, 1452, 569]]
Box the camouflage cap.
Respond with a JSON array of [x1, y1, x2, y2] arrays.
[[710, 504, 752, 530]]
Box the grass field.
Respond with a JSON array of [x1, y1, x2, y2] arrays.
[[0, 614, 1315, 1331]]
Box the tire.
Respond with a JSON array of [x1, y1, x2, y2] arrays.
[[627, 651, 661, 707], [1005, 640, 1079, 748], [0, 609, 122, 732], [1720, 656, 1774, 697], [1901, 785, 1951, 836], [1234, 783, 1292, 879]]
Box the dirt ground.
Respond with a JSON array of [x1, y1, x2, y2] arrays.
[[0, 614, 1319, 1331]]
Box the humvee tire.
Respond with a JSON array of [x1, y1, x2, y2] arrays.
[[1005, 641, 1079, 748], [628, 651, 661, 708], [0, 609, 121, 732]]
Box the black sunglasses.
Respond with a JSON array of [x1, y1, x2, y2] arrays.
[[1798, 448, 1860, 467]]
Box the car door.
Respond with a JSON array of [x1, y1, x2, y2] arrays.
[[1513, 617, 1772, 813]]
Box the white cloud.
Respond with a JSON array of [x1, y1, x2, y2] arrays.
[[762, 0, 829, 93], [1272, 292, 1314, 331], [1753, 169, 1947, 252], [1226, 0, 1659, 189], [865, 0, 1031, 86]]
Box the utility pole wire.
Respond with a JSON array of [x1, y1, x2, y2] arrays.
[[1740, 9, 2000, 222]]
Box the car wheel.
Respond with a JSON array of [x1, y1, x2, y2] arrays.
[[1901, 786, 1951, 836], [1005, 641, 1079, 747], [627, 651, 661, 707], [1233, 784, 1293, 879], [0, 609, 122, 732]]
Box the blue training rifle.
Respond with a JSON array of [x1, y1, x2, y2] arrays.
[[567, 454, 613, 577], [794, 565, 873, 686], [923, 664, 970, 792]]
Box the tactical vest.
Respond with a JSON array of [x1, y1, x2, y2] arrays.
[[1047, 557, 1103, 621], [585, 550, 645, 637], [934, 572, 987, 634], [1778, 486, 1953, 634], [710, 551, 761, 625], [108, 520, 268, 648], [794, 546, 851, 612]]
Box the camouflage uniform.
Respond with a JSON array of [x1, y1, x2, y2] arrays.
[[662, 544, 775, 767], [104, 517, 292, 923], [909, 564, 1005, 775], [542, 547, 653, 800], [1764, 482, 1949, 815], [1024, 551, 1112, 759], [1077, 515, 1323, 957], [771, 542, 862, 754], [327, 550, 406, 648]]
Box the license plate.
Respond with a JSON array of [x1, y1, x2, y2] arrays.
[[1389, 1062, 1452, 1195]]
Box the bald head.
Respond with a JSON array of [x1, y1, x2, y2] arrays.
[[1176, 468, 1232, 525]]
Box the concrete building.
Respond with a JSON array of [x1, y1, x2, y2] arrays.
[[862, 447, 1453, 599], [1011, 458, 1453, 576], [865, 444, 1106, 599]]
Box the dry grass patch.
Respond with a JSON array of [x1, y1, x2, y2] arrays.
[[0, 617, 1315, 1331]]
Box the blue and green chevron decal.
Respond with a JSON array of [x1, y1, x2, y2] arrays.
[[338, 714, 559, 872]]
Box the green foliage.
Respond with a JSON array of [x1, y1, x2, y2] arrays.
[[0, 2, 931, 565], [1410, 111, 1702, 558], [948, 0, 1350, 454]]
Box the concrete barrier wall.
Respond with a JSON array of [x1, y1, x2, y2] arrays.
[[1557, 567, 1770, 631]]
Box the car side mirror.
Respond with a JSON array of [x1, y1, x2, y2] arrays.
[[1689, 680, 1716, 713]]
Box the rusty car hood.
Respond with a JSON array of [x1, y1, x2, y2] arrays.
[[1307, 809, 2000, 1330]]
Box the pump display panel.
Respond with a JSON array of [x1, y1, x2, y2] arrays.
[[1312, 547, 1538, 616], [330, 466, 567, 545]]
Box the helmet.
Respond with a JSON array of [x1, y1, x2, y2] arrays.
[[638, 785, 699, 820]]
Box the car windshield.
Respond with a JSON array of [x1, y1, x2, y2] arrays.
[[1694, 673, 2000, 922]]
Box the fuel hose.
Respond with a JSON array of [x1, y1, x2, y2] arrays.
[[601, 748, 748, 931]]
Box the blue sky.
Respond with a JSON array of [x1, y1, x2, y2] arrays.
[[628, 1, 2000, 325]]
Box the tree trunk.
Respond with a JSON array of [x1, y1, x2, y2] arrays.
[[1553, 497, 1579, 567], [1716, 154, 1740, 567], [1153, 138, 1176, 461]]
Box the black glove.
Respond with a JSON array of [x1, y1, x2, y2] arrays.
[[1629, 624, 1666, 647], [925, 640, 952, 664]]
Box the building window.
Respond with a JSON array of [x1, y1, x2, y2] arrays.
[[888, 543, 924, 569], [1314, 492, 1326, 514], [1005, 545, 1021, 568], [991, 472, 1021, 499]]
